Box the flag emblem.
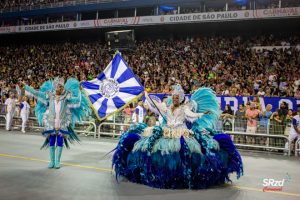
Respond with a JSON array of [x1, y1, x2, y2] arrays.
[[81, 52, 144, 121], [100, 78, 119, 98]]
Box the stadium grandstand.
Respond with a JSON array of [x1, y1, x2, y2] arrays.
[[0, 0, 300, 200]]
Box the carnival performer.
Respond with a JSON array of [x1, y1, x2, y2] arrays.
[[20, 96, 30, 133], [113, 84, 243, 189], [22, 77, 90, 169], [5, 92, 17, 131]]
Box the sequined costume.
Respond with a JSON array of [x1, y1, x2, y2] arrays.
[[24, 77, 90, 169], [112, 86, 243, 189]]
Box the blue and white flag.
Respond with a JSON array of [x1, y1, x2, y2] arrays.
[[81, 52, 144, 121]]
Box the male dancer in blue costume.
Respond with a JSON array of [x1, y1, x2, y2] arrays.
[[22, 77, 89, 169]]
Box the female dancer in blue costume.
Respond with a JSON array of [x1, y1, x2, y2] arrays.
[[23, 77, 90, 169], [113, 84, 243, 189]]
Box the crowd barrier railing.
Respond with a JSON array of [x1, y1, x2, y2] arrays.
[[224, 131, 291, 156], [295, 138, 300, 157], [0, 115, 96, 136], [219, 117, 292, 153], [7, 116, 43, 130], [0, 115, 6, 127], [97, 122, 130, 139], [74, 121, 97, 137], [0, 104, 6, 115], [1, 111, 299, 157]]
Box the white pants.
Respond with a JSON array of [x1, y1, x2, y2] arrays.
[[285, 132, 300, 152], [246, 126, 257, 133], [246, 126, 257, 144], [21, 113, 29, 132], [6, 111, 15, 131]]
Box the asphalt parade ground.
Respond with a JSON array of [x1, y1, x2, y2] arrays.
[[0, 131, 299, 200]]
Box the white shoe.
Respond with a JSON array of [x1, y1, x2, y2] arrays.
[[22, 130, 26, 133]]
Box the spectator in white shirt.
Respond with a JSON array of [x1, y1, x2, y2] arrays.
[[257, 88, 266, 97], [5, 92, 17, 131], [20, 96, 30, 133], [132, 100, 146, 123]]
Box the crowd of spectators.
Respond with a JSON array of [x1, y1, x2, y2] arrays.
[[219, 100, 297, 147], [0, 0, 67, 10], [0, 34, 299, 149], [0, 35, 300, 101], [1, 0, 300, 28], [1, 0, 299, 12]]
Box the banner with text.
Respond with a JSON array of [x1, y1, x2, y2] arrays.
[[0, 7, 300, 34], [147, 94, 300, 112]]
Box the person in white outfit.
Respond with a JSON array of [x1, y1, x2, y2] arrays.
[[5, 93, 17, 131], [132, 100, 146, 123], [285, 104, 300, 153], [20, 96, 30, 133]]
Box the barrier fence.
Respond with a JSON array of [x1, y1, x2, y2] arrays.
[[98, 122, 130, 139], [224, 131, 291, 155], [0, 111, 299, 156], [0, 115, 96, 136], [295, 138, 300, 157], [0, 115, 6, 127]]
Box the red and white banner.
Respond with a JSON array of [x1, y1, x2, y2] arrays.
[[253, 7, 300, 18], [94, 16, 141, 27]]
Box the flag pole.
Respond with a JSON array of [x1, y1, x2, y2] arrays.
[[113, 50, 120, 57], [145, 92, 167, 124]]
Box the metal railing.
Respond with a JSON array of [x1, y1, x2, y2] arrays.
[[0, 114, 96, 136], [217, 118, 290, 134], [97, 122, 130, 139], [74, 121, 97, 137], [225, 131, 291, 155], [1, 111, 299, 157], [11, 116, 43, 130], [0, 104, 6, 115], [0, 115, 6, 127], [295, 138, 300, 157]]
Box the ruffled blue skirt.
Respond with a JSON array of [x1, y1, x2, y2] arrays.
[[112, 123, 243, 189]]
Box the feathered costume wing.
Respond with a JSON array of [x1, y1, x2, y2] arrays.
[[34, 78, 90, 127], [34, 80, 53, 126], [64, 78, 90, 127], [190, 87, 221, 132]]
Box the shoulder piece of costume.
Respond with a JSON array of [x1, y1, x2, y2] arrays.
[[64, 78, 91, 127]]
